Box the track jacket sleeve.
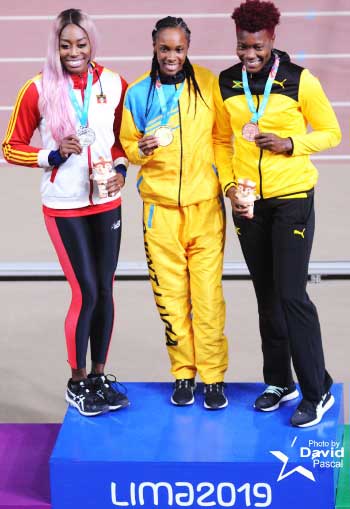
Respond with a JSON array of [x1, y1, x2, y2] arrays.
[[2, 78, 47, 168], [213, 77, 236, 195], [120, 86, 153, 166], [291, 69, 342, 156], [111, 75, 129, 168]]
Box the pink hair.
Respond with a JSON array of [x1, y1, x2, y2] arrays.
[[39, 9, 98, 143]]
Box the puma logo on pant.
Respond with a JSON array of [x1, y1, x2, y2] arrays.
[[293, 228, 305, 239]]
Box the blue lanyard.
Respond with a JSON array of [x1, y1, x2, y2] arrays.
[[242, 54, 280, 123], [155, 80, 185, 125], [68, 68, 93, 127]]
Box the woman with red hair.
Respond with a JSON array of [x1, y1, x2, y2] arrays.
[[214, 0, 341, 427], [3, 9, 129, 417]]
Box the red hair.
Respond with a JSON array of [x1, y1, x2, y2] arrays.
[[232, 0, 280, 35]]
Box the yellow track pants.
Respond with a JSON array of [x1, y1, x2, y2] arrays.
[[143, 197, 228, 384]]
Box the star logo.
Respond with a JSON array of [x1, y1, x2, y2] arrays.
[[270, 437, 315, 482]]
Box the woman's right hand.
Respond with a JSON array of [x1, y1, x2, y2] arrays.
[[59, 135, 82, 158], [227, 186, 251, 218], [138, 135, 159, 156]]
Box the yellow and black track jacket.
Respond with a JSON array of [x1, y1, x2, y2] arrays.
[[121, 65, 221, 207], [214, 50, 342, 199]]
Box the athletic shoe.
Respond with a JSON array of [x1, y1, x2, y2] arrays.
[[290, 392, 335, 427], [171, 378, 196, 406], [204, 382, 228, 410], [65, 378, 109, 417], [254, 384, 299, 412], [88, 374, 130, 411]]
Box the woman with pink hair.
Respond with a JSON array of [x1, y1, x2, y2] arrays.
[[2, 8, 130, 417]]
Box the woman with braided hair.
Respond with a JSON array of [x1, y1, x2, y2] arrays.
[[121, 16, 228, 409]]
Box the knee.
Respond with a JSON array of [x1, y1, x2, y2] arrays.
[[80, 281, 98, 311]]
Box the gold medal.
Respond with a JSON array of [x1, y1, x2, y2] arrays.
[[154, 126, 174, 147], [242, 122, 259, 142]]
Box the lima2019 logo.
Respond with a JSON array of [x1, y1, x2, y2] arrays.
[[109, 436, 343, 507]]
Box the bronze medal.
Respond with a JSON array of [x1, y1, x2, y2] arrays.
[[242, 122, 259, 142]]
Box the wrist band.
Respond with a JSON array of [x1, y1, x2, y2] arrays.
[[48, 149, 67, 167], [115, 164, 127, 178]]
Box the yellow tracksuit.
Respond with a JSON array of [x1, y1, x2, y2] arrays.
[[121, 65, 228, 383], [213, 50, 342, 198]]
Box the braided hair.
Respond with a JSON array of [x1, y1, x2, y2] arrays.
[[145, 16, 207, 118]]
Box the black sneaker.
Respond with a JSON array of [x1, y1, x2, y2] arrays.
[[65, 378, 109, 417], [88, 374, 130, 411], [291, 392, 335, 427], [171, 378, 196, 406], [204, 382, 228, 410], [254, 384, 299, 412]]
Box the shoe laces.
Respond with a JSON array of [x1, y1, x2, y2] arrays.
[[175, 379, 193, 390], [98, 374, 128, 395], [78, 380, 103, 404], [205, 382, 225, 394], [264, 385, 285, 397]]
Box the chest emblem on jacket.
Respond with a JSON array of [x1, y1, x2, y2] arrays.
[[96, 94, 107, 104], [273, 78, 287, 89], [232, 80, 243, 89]]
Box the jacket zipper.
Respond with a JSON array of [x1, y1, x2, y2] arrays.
[[256, 94, 264, 199], [177, 84, 183, 206], [79, 74, 94, 204]]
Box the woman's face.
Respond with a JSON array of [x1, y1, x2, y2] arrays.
[[236, 29, 275, 74], [59, 23, 91, 74], [153, 27, 189, 76]]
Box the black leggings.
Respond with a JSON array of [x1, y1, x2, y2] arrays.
[[45, 207, 122, 369]]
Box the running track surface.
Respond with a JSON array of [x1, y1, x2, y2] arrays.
[[0, 0, 348, 159]]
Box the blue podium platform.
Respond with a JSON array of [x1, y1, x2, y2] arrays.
[[50, 382, 343, 509]]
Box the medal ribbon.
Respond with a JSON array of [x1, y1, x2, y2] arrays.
[[155, 79, 185, 125], [69, 67, 93, 127], [242, 53, 280, 123]]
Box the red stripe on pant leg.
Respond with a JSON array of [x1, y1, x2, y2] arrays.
[[44, 215, 82, 369]]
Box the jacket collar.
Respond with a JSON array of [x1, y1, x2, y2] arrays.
[[69, 61, 103, 89]]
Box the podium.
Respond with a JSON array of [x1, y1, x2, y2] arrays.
[[50, 383, 343, 509]]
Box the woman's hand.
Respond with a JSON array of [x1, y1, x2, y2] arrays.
[[226, 187, 251, 218], [106, 173, 125, 197], [254, 133, 292, 154], [59, 135, 82, 158], [138, 135, 159, 156]]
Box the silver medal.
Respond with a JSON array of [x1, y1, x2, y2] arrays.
[[77, 126, 96, 147]]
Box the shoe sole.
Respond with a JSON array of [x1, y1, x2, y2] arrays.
[[171, 395, 195, 406], [292, 395, 335, 428], [109, 400, 130, 411], [65, 393, 108, 417], [254, 389, 299, 412], [204, 399, 228, 410]]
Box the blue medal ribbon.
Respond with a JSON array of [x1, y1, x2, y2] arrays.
[[242, 54, 280, 123], [155, 79, 185, 125], [68, 67, 93, 127]]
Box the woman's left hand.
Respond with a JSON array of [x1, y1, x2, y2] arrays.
[[254, 133, 292, 154], [106, 173, 125, 197]]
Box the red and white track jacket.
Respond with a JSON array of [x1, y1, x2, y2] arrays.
[[2, 62, 128, 210]]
